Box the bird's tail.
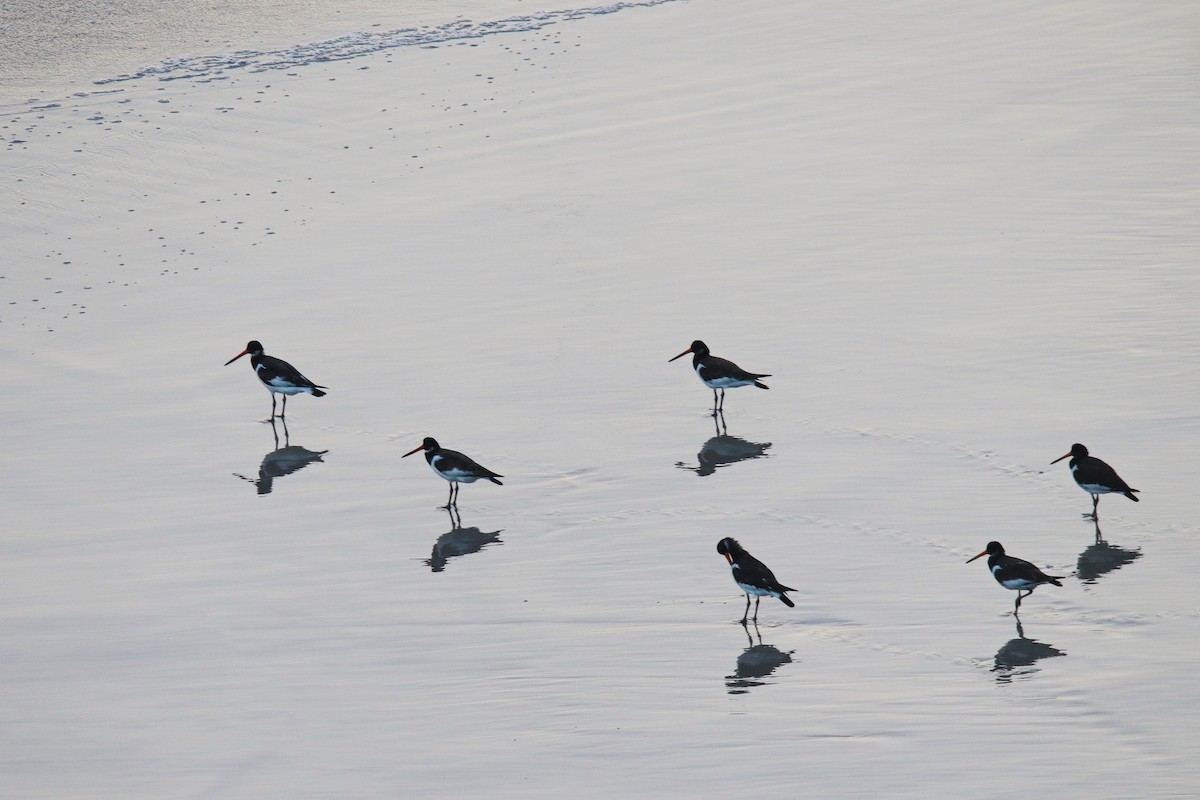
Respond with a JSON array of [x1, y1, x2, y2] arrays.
[[1125, 489, 1139, 502], [778, 593, 795, 607], [1048, 577, 1065, 587], [489, 477, 504, 486], [311, 387, 327, 397], [754, 380, 770, 390]]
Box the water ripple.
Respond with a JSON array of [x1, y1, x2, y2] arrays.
[[94, 0, 682, 86]]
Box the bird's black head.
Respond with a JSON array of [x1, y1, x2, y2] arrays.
[[1051, 443, 1088, 465], [967, 541, 1005, 563], [402, 437, 440, 458], [717, 537, 742, 560], [669, 339, 710, 363], [224, 340, 264, 366]]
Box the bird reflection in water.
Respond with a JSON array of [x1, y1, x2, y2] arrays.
[[1077, 520, 1142, 584], [991, 617, 1066, 683], [233, 417, 328, 495], [425, 506, 504, 572], [725, 621, 795, 694], [677, 410, 771, 476]]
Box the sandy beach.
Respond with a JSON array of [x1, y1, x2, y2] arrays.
[[3, 0, 1199, 796]]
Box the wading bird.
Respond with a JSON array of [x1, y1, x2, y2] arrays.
[[669, 340, 770, 412], [967, 541, 1064, 613], [224, 340, 326, 418], [1051, 443, 1138, 520], [717, 537, 795, 624], [402, 437, 503, 508]]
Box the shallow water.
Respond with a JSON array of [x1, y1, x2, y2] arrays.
[[3, 0, 1199, 797], [0, 0, 609, 103]]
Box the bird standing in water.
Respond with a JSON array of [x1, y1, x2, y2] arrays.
[[1051, 443, 1138, 520], [669, 340, 770, 412], [224, 340, 327, 418], [717, 537, 795, 624], [402, 437, 503, 508], [967, 541, 1064, 613]]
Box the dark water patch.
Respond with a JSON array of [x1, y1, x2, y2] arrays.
[[93, 1, 682, 88]]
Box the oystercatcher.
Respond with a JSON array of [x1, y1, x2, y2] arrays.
[[716, 537, 795, 624], [1051, 443, 1139, 520], [669, 340, 770, 411], [402, 437, 503, 507], [224, 340, 326, 418], [967, 541, 1064, 612]]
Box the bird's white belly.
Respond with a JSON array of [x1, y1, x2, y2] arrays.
[[992, 566, 1038, 590], [736, 581, 777, 598], [997, 577, 1038, 591], [698, 368, 752, 390], [429, 458, 480, 483], [261, 381, 309, 396], [256, 366, 309, 394]]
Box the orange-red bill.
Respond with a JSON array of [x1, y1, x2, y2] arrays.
[[668, 347, 693, 363], [223, 348, 250, 366]]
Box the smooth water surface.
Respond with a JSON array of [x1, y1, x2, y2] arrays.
[[2, 0, 1198, 796]]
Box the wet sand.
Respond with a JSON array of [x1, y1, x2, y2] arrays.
[[3, 0, 1199, 796]]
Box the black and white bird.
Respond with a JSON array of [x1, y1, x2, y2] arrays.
[[1051, 443, 1139, 520], [716, 537, 795, 624], [224, 340, 326, 418], [402, 437, 503, 508], [967, 541, 1064, 613], [669, 340, 770, 411]]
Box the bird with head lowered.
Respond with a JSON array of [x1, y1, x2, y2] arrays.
[[716, 537, 795, 624]]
